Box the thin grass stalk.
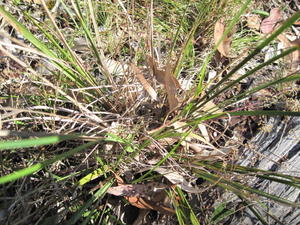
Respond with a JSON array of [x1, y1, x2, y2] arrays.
[[72, 0, 116, 87], [41, 0, 98, 87], [238, 196, 269, 225], [66, 179, 114, 225], [133, 125, 197, 183]]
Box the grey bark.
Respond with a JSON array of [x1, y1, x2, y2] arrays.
[[230, 116, 300, 225]]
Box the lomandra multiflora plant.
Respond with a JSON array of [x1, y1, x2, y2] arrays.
[[0, 0, 300, 224]]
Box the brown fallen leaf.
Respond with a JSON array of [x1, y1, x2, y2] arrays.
[[260, 9, 299, 70], [164, 63, 179, 111], [146, 55, 181, 111], [126, 196, 175, 215], [260, 8, 282, 34], [214, 18, 232, 57], [110, 173, 175, 215], [131, 63, 158, 101], [290, 39, 300, 69], [277, 34, 300, 70], [153, 167, 201, 194]]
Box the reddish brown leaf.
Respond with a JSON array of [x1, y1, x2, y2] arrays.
[[260, 8, 282, 34], [126, 196, 175, 215], [214, 19, 232, 57]]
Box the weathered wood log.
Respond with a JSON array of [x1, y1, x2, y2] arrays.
[[230, 116, 300, 224]]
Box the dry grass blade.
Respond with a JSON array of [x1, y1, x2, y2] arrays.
[[214, 18, 232, 57], [131, 63, 158, 100], [0, 45, 105, 125]]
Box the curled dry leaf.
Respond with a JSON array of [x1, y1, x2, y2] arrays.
[[260, 8, 282, 34], [214, 18, 232, 57], [153, 167, 201, 194], [147, 55, 180, 111], [109, 173, 175, 215], [131, 63, 158, 101]]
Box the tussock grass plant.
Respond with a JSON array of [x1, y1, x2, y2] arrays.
[[0, 0, 300, 224]]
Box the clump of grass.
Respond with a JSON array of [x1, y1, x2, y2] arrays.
[[0, 0, 300, 224]]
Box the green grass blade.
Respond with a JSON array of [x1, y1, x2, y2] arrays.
[[175, 187, 201, 225], [0, 141, 97, 184], [194, 169, 300, 207], [0, 6, 57, 57], [73, 0, 113, 85], [210, 202, 235, 224], [197, 46, 298, 112], [195, 161, 300, 189], [227, 110, 300, 117], [238, 196, 269, 225], [223, 72, 300, 109], [66, 179, 114, 225], [0, 134, 80, 150], [190, 110, 300, 126], [78, 166, 109, 186]]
